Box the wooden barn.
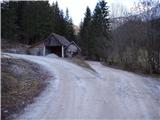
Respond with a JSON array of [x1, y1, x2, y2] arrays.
[[28, 33, 81, 57]]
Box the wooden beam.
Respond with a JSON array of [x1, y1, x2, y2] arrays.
[[62, 46, 64, 58], [43, 46, 46, 56]]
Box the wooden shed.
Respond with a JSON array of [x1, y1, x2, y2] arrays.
[[29, 33, 81, 57], [66, 41, 81, 57]]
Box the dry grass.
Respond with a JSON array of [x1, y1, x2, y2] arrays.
[[1, 57, 50, 120], [68, 57, 96, 72]]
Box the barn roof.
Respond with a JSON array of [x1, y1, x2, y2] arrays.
[[30, 33, 81, 52], [30, 33, 70, 48], [49, 33, 70, 46], [67, 41, 81, 51]]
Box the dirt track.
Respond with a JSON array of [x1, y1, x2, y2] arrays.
[[7, 53, 160, 120]]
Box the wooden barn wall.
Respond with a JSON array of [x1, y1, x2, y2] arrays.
[[29, 43, 44, 56]]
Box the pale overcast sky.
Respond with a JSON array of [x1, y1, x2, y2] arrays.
[[49, 0, 138, 26]]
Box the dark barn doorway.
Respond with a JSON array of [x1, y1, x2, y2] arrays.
[[46, 46, 62, 57]]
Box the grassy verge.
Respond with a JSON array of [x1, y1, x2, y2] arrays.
[[101, 62, 160, 80], [67, 57, 96, 72], [1, 57, 51, 120]]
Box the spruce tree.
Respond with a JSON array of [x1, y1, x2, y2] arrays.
[[64, 8, 75, 41], [1, 1, 75, 45], [79, 0, 110, 60], [1, 1, 18, 41], [51, 2, 65, 35], [21, 1, 53, 44], [79, 7, 92, 58], [92, 0, 111, 61]]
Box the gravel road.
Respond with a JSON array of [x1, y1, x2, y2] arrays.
[[6, 53, 160, 120]]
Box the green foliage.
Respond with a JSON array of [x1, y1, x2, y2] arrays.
[[1, 1, 18, 41], [79, 0, 111, 61], [79, 7, 92, 57], [1, 1, 75, 45], [64, 8, 75, 41], [21, 1, 53, 44]]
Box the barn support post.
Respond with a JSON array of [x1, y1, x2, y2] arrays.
[[62, 46, 64, 58], [43, 46, 46, 56]]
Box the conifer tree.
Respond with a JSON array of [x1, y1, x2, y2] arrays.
[[79, 0, 111, 60], [64, 8, 75, 41], [79, 7, 92, 58], [1, 1, 75, 45], [92, 0, 111, 61], [21, 1, 53, 44], [1, 1, 18, 41]]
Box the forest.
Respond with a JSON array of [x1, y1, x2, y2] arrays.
[[79, 0, 160, 74], [1, 0, 160, 74], [1, 1, 75, 44]]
